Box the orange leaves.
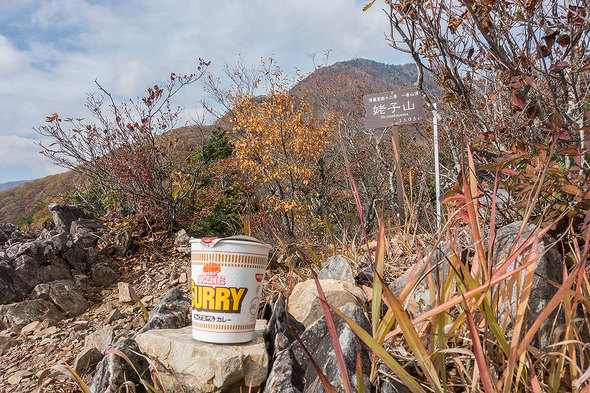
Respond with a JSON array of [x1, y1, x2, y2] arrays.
[[225, 61, 334, 221]]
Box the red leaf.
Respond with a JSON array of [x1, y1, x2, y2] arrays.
[[511, 94, 526, 110], [549, 62, 570, 73]]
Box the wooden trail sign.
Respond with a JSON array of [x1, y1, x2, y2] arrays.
[[363, 88, 426, 128]]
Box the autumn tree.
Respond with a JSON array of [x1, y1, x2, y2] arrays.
[[205, 59, 334, 237], [36, 60, 210, 228]]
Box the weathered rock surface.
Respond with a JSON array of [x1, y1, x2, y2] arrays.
[[317, 255, 355, 283], [71, 219, 105, 248], [264, 296, 371, 393], [74, 347, 104, 374], [48, 204, 91, 232], [89, 338, 149, 393], [135, 322, 269, 393], [85, 325, 114, 354], [492, 222, 563, 347], [140, 288, 190, 332], [30, 281, 89, 317], [288, 278, 367, 328], [0, 299, 64, 330], [104, 230, 132, 257], [117, 282, 138, 303]]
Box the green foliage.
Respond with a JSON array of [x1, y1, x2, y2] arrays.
[[194, 127, 233, 164], [188, 186, 245, 237]]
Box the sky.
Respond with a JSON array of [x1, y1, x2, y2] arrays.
[[0, 0, 411, 184]]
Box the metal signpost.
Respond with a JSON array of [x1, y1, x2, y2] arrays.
[[363, 88, 441, 226]]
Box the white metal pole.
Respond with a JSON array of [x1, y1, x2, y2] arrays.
[[433, 104, 441, 229]]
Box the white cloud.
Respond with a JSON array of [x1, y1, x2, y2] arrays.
[[0, 0, 407, 182], [0, 35, 28, 75]]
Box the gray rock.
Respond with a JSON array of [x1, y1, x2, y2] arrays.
[[49, 204, 90, 232], [390, 242, 451, 319], [71, 218, 105, 248], [105, 230, 132, 257], [0, 222, 16, 246], [318, 255, 355, 283], [34, 281, 89, 317], [89, 338, 149, 393], [63, 247, 87, 271], [174, 229, 191, 246], [140, 289, 190, 332], [492, 222, 563, 348], [0, 299, 64, 330], [288, 279, 367, 328], [0, 263, 29, 304], [135, 322, 269, 393], [117, 282, 138, 303], [85, 325, 114, 353], [91, 261, 119, 287], [264, 299, 371, 393], [106, 309, 124, 324], [0, 334, 18, 355], [74, 347, 104, 374]]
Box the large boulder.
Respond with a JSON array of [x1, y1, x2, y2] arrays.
[[135, 322, 269, 393], [48, 204, 91, 232], [263, 296, 372, 393], [140, 289, 191, 332], [288, 279, 367, 328], [492, 222, 563, 348], [0, 223, 16, 246], [0, 262, 30, 304], [0, 299, 64, 330], [70, 219, 105, 248]]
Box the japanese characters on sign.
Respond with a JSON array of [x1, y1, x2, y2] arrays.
[[363, 88, 426, 128]]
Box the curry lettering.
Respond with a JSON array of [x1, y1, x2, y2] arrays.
[[191, 280, 248, 313]]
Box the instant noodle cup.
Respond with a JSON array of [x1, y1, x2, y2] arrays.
[[190, 236, 271, 344]]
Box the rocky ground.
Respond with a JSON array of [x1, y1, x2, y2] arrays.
[[0, 236, 191, 393]]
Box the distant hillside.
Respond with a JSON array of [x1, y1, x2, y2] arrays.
[[0, 171, 81, 226], [294, 58, 439, 96], [0, 180, 31, 192]]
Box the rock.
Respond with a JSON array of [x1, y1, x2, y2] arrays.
[[117, 282, 138, 303], [174, 229, 191, 246], [0, 222, 16, 246], [47, 282, 89, 317], [264, 299, 371, 393], [19, 320, 41, 336], [178, 272, 188, 284], [135, 322, 269, 393], [63, 247, 87, 271], [70, 218, 105, 248], [47, 231, 72, 253], [317, 255, 355, 283], [140, 289, 190, 332], [89, 337, 149, 393], [0, 263, 29, 304], [74, 347, 104, 374], [0, 334, 18, 354], [492, 222, 563, 348], [390, 243, 450, 319], [262, 296, 306, 393], [91, 261, 119, 287], [48, 204, 90, 232], [105, 230, 132, 257], [85, 325, 114, 353], [106, 309, 124, 324], [288, 279, 367, 328], [0, 299, 64, 330], [30, 281, 89, 317]]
